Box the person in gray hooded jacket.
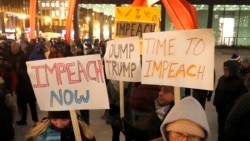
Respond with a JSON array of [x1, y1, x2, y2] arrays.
[[158, 96, 210, 141]]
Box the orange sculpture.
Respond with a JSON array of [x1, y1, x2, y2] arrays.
[[29, 0, 37, 39], [65, 0, 76, 43], [132, 0, 197, 30]]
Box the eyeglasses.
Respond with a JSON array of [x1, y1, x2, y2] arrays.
[[168, 131, 202, 141]]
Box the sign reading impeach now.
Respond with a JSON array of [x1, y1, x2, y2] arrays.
[[141, 29, 215, 90], [27, 55, 109, 111]]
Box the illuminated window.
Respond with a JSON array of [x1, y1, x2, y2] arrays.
[[65, 2, 68, 7], [51, 11, 55, 17], [61, 2, 65, 7], [55, 1, 59, 7], [51, 1, 55, 7], [55, 10, 60, 16], [41, 2, 46, 7], [46, 1, 50, 7]]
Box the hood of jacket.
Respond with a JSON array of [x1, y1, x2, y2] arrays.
[[160, 96, 210, 141], [224, 60, 240, 77]]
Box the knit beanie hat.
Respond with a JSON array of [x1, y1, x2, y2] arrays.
[[231, 53, 241, 62], [48, 111, 70, 119], [166, 119, 205, 138]]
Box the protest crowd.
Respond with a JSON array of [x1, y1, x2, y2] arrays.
[[0, 33, 249, 141]]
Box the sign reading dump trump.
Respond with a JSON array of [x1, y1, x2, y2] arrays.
[[104, 36, 141, 82], [142, 29, 215, 90], [26, 55, 109, 111]]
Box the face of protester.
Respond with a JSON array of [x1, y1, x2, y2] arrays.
[[242, 62, 250, 69], [223, 67, 230, 77], [77, 48, 83, 53], [50, 119, 71, 129], [167, 131, 202, 141], [158, 87, 174, 106], [11, 43, 20, 54]]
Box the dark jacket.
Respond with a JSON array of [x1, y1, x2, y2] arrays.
[[213, 60, 247, 112], [15, 61, 36, 102], [28, 44, 46, 61], [0, 91, 14, 141], [122, 101, 174, 141], [225, 93, 250, 141], [129, 83, 160, 113]]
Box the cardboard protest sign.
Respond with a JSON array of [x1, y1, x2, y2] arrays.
[[104, 36, 141, 82], [115, 6, 160, 38], [141, 29, 215, 90], [26, 55, 109, 111]]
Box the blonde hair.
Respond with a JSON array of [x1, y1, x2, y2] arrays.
[[26, 119, 95, 140], [26, 119, 50, 140], [78, 120, 95, 139]]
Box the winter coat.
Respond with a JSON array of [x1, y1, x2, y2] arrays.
[[129, 83, 160, 113], [240, 57, 250, 91], [15, 62, 36, 102], [213, 60, 247, 112], [160, 97, 210, 141], [28, 44, 46, 61], [106, 80, 132, 126], [122, 100, 174, 141], [27, 120, 96, 141], [0, 89, 14, 141], [225, 92, 250, 141], [48, 47, 64, 59]]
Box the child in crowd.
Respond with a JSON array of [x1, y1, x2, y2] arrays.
[[26, 111, 96, 141]]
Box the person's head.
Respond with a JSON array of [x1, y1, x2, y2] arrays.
[[223, 60, 240, 78], [50, 46, 57, 53], [165, 120, 205, 141], [160, 97, 210, 141], [158, 86, 174, 106], [11, 41, 21, 54], [48, 111, 71, 129], [241, 57, 250, 70], [34, 44, 43, 53], [231, 53, 241, 63]]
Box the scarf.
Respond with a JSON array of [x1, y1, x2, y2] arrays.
[[154, 98, 171, 120], [36, 124, 75, 141]]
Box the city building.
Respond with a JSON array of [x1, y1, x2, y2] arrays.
[[0, 0, 250, 47], [80, 0, 250, 47], [0, 0, 29, 39]]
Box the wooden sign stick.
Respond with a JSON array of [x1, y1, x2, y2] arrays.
[[119, 81, 125, 118], [70, 110, 83, 141], [174, 87, 181, 104]]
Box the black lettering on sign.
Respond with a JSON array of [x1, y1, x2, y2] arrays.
[[115, 21, 156, 38]]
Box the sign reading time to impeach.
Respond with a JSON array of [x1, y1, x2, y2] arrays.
[[115, 7, 160, 38], [104, 36, 141, 82], [26, 55, 109, 111], [142, 29, 215, 90]]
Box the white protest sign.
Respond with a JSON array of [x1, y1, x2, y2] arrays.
[[104, 36, 141, 82], [26, 55, 109, 111], [142, 29, 215, 90]]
